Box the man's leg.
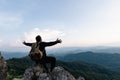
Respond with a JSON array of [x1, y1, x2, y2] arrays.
[[43, 63, 49, 73], [39, 58, 49, 73], [46, 56, 56, 72], [35, 59, 49, 73]]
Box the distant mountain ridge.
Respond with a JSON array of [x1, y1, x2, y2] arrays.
[[47, 46, 120, 55], [2, 46, 120, 59], [57, 51, 120, 72], [1, 52, 27, 59]]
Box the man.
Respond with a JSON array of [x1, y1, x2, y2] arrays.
[[23, 35, 62, 72]]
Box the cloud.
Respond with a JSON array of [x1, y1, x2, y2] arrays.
[[23, 28, 65, 42], [9, 39, 22, 47], [0, 39, 26, 52], [0, 28, 65, 52], [0, 39, 20, 47]]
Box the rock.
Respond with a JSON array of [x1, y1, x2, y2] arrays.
[[52, 66, 76, 80], [23, 64, 45, 80], [23, 64, 78, 80], [13, 78, 23, 80], [77, 76, 85, 80], [0, 52, 8, 80]]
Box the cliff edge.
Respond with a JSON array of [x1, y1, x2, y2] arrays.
[[23, 64, 85, 80], [0, 52, 8, 80]]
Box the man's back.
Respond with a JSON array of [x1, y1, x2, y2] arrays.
[[23, 35, 62, 72]]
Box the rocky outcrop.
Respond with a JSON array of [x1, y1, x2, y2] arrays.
[[13, 78, 23, 80], [77, 76, 85, 80], [0, 52, 8, 80], [23, 64, 85, 80]]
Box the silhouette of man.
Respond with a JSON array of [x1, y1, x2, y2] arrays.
[[23, 35, 62, 72]]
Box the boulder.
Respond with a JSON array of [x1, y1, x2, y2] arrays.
[[23, 64, 77, 80], [77, 76, 85, 80], [0, 52, 8, 80]]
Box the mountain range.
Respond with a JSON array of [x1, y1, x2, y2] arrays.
[[56, 51, 120, 72], [7, 56, 120, 80], [3, 46, 120, 80], [2, 46, 120, 59]]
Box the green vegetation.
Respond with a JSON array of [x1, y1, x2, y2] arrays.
[[6, 56, 120, 80], [6, 57, 34, 80], [58, 51, 120, 72], [57, 61, 120, 80]]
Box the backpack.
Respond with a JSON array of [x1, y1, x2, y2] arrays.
[[29, 42, 43, 61]]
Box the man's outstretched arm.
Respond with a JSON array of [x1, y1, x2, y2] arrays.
[[23, 41, 32, 47], [44, 38, 62, 47]]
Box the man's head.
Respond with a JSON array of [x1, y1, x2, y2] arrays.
[[36, 35, 42, 42]]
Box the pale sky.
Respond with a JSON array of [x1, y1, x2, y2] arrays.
[[0, 0, 120, 51]]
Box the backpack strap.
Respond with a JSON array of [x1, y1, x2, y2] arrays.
[[30, 43, 36, 52]]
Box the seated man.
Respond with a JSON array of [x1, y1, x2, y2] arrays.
[[23, 35, 62, 72]]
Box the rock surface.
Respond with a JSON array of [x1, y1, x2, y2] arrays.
[[13, 78, 23, 80], [23, 64, 84, 80], [77, 76, 85, 80], [0, 52, 8, 80]]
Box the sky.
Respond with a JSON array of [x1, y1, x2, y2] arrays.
[[0, 0, 120, 52]]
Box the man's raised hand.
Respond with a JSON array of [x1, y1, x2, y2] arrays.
[[56, 38, 62, 43]]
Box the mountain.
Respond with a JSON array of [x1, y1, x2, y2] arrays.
[[47, 46, 120, 56], [57, 51, 120, 72], [6, 56, 120, 80], [1, 46, 120, 59], [1, 52, 28, 59], [81, 46, 120, 54]]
